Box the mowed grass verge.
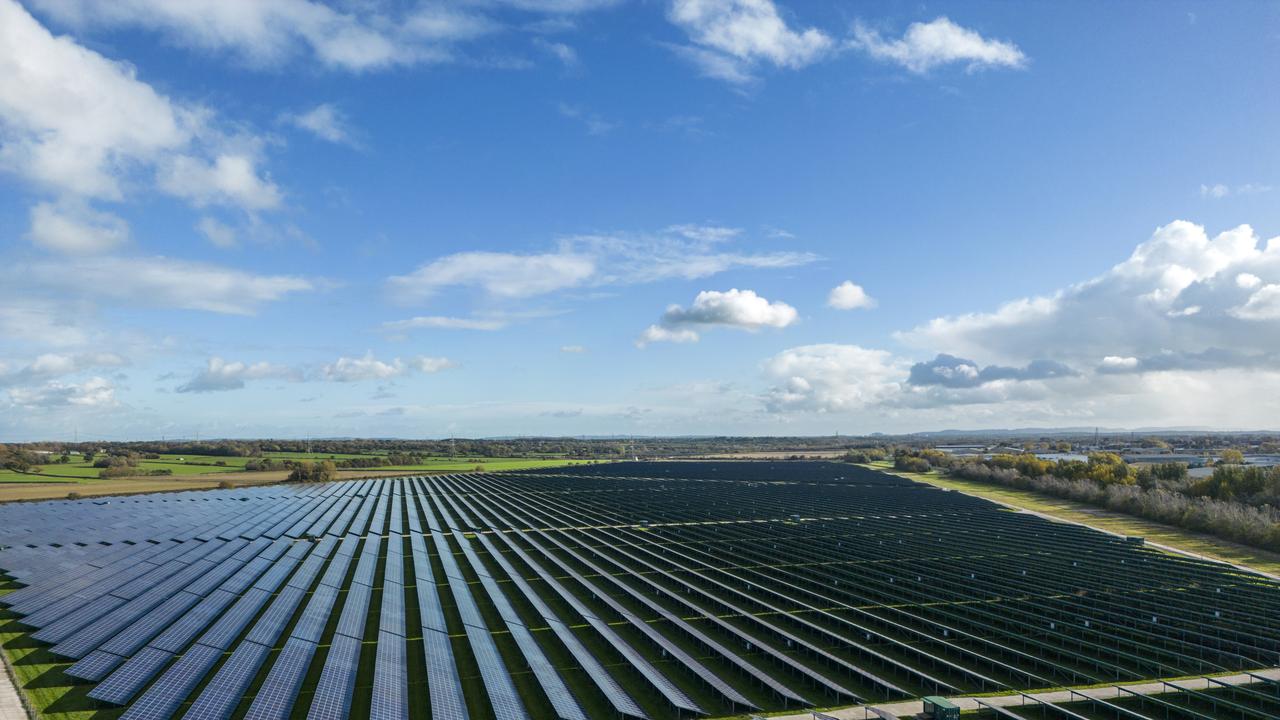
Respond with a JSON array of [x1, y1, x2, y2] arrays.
[[872, 461, 1280, 577]]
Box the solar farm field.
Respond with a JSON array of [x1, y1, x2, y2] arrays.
[[0, 461, 1277, 720]]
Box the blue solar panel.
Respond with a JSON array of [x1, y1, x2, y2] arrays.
[[242, 586, 307, 648], [118, 643, 222, 719], [317, 547, 355, 589], [422, 629, 470, 720], [291, 584, 340, 643], [370, 630, 408, 720], [89, 647, 175, 705], [150, 589, 237, 653], [197, 587, 272, 650], [65, 648, 126, 682], [305, 634, 362, 720], [243, 637, 317, 720], [333, 581, 371, 640], [99, 590, 202, 656], [379, 582, 405, 637], [181, 639, 271, 720]]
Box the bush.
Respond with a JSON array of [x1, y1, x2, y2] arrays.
[[289, 460, 336, 483], [894, 454, 932, 473], [218, 480, 234, 490], [66, 492, 82, 500]]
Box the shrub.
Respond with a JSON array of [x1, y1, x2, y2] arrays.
[[66, 492, 82, 500]]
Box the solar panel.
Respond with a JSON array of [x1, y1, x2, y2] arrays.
[[422, 630, 469, 720], [98, 590, 202, 656], [379, 582, 405, 637], [149, 589, 238, 653], [118, 643, 222, 720], [180, 640, 271, 720], [197, 587, 272, 650], [242, 637, 317, 720], [305, 634, 362, 720], [333, 581, 371, 640], [89, 647, 175, 705], [370, 630, 408, 720], [243, 586, 307, 648], [291, 584, 340, 643], [65, 648, 126, 682]]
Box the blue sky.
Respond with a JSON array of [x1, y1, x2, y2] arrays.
[[2, 0, 1280, 441]]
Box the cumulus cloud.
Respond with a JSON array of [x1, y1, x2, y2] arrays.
[[321, 352, 455, 382], [850, 17, 1026, 74], [157, 153, 282, 210], [24, 256, 314, 315], [763, 344, 903, 413], [668, 0, 832, 83], [907, 353, 1075, 388], [8, 376, 114, 408], [0, 352, 127, 387], [282, 104, 355, 145], [898, 221, 1280, 373], [827, 280, 875, 310], [176, 357, 299, 393], [28, 201, 129, 254], [636, 325, 701, 347], [639, 289, 797, 346], [389, 225, 815, 302], [0, 1, 279, 210]]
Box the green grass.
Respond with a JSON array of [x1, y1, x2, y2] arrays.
[[1, 455, 594, 486], [0, 579, 117, 720]]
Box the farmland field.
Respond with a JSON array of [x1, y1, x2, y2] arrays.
[[0, 461, 1277, 720]]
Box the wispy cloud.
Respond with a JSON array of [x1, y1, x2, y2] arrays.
[[850, 17, 1026, 74]]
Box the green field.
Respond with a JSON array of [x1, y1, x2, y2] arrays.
[[0, 455, 593, 485]]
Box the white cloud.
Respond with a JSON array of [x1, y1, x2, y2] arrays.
[[636, 325, 700, 347], [535, 38, 578, 66], [827, 280, 875, 310], [762, 344, 903, 413], [390, 225, 815, 303], [560, 345, 586, 353], [851, 17, 1026, 74], [669, 0, 832, 83], [8, 376, 114, 408], [176, 357, 299, 393], [0, 0, 189, 199], [899, 221, 1280, 373], [0, 352, 126, 387], [1201, 183, 1272, 199], [157, 153, 282, 210], [197, 216, 237, 249], [1100, 355, 1140, 371], [1236, 272, 1262, 289], [1, 0, 283, 217], [321, 352, 455, 382], [29, 0, 419, 71], [282, 104, 355, 145], [558, 103, 616, 135], [28, 201, 129, 254], [24, 255, 314, 315], [389, 251, 596, 302], [639, 288, 797, 346], [1229, 284, 1280, 321], [381, 316, 507, 332]]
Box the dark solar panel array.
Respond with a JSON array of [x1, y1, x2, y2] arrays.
[[5, 465, 1279, 720]]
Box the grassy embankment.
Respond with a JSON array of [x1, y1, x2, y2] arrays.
[[872, 460, 1280, 576]]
